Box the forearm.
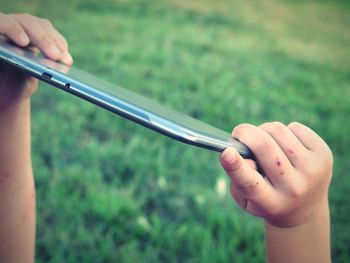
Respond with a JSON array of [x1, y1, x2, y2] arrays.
[[0, 99, 35, 263], [265, 199, 331, 263]]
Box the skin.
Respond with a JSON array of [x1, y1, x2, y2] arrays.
[[220, 122, 333, 263], [0, 12, 332, 263], [0, 13, 72, 263]]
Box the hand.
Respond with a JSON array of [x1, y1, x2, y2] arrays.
[[0, 13, 73, 110], [220, 122, 333, 227]]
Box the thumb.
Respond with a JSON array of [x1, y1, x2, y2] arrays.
[[220, 147, 262, 197], [220, 147, 248, 178]]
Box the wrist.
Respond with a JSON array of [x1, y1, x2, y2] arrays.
[[265, 198, 330, 229], [265, 200, 331, 263], [0, 97, 30, 119], [0, 98, 31, 149], [0, 70, 38, 112], [265, 194, 330, 228]]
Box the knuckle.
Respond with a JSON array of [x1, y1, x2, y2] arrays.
[[23, 13, 33, 19], [20, 13, 33, 21], [12, 13, 31, 24], [253, 134, 271, 152], [236, 180, 259, 195], [38, 35, 55, 50], [287, 121, 301, 130], [269, 121, 286, 134], [55, 37, 68, 50], [271, 121, 285, 129], [55, 41, 65, 51], [41, 18, 52, 27], [40, 34, 52, 45], [232, 123, 252, 138], [288, 180, 307, 198]]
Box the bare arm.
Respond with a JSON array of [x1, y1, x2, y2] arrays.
[[0, 13, 72, 263], [0, 95, 35, 263], [265, 202, 330, 263], [220, 122, 332, 263]]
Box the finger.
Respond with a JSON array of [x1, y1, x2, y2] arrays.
[[230, 182, 248, 210], [230, 179, 280, 219], [220, 147, 272, 198], [287, 122, 329, 152], [260, 122, 310, 167], [39, 18, 73, 65], [232, 124, 294, 187], [246, 159, 257, 170], [40, 18, 68, 50], [0, 14, 30, 46], [14, 14, 62, 61], [221, 147, 280, 217]]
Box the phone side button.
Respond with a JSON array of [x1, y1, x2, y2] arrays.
[[42, 72, 52, 79]]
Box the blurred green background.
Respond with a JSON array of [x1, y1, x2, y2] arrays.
[[2, 0, 350, 262]]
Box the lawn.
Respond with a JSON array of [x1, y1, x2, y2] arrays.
[[2, 0, 350, 262]]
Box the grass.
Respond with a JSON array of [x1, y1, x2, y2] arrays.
[[2, 0, 350, 262]]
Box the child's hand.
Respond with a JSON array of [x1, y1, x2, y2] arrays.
[[220, 122, 333, 227], [0, 13, 73, 110], [0, 13, 73, 64]]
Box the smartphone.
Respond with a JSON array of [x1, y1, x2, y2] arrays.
[[0, 40, 254, 159]]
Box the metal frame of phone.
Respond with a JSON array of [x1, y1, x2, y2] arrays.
[[0, 41, 254, 159]]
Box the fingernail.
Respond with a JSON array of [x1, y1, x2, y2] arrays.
[[51, 45, 61, 57], [222, 148, 236, 166], [232, 127, 238, 138], [62, 51, 73, 64], [19, 33, 29, 45]]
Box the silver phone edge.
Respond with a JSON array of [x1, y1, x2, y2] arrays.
[[0, 49, 254, 158]]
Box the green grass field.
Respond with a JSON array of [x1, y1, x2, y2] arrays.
[[2, 0, 350, 262]]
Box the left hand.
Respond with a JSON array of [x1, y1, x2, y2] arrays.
[[0, 13, 73, 110]]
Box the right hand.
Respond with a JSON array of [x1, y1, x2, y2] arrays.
[[0, 13, 73, 110], [220, 122, 333, 227]]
